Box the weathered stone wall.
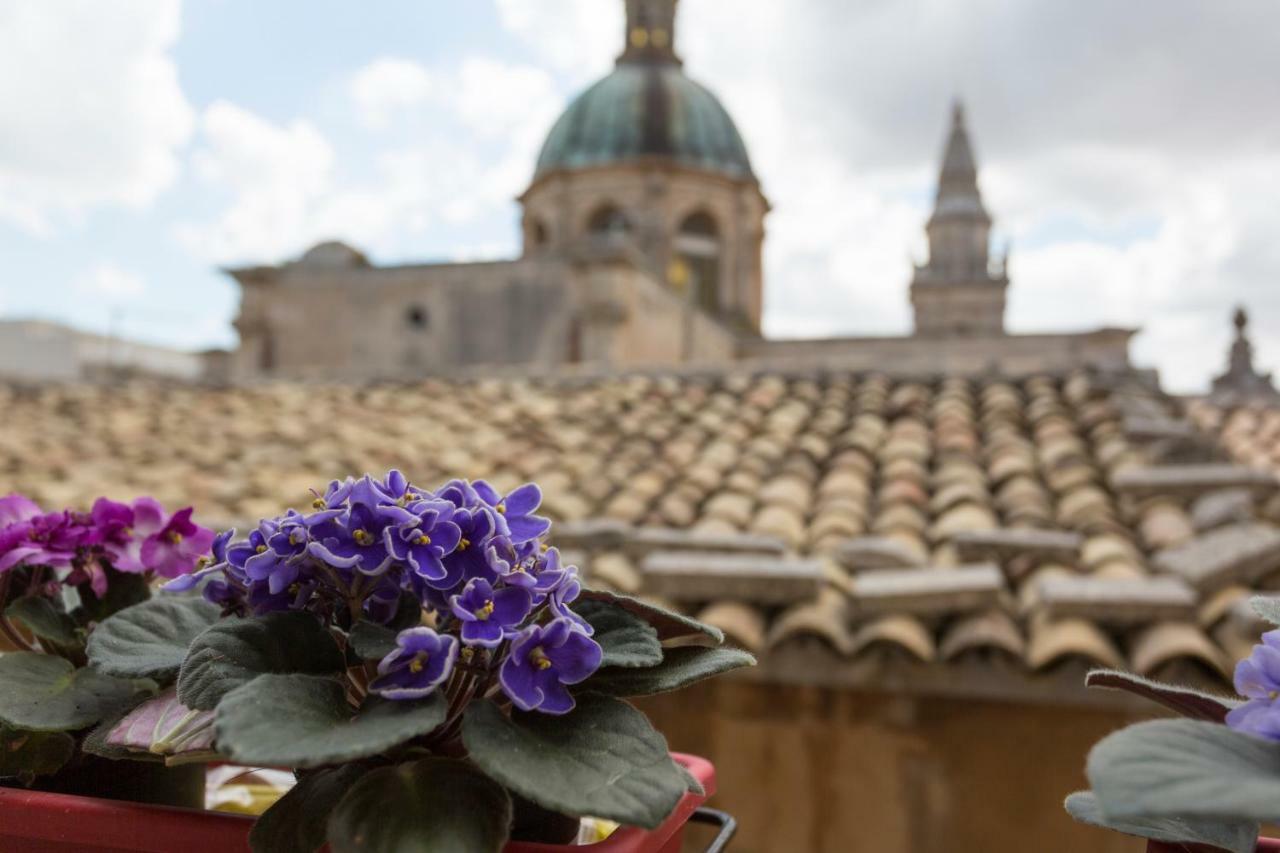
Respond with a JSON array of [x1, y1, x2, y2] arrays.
[[639, 680, 1142, 853], [911, 279, 1008, 337], [739, 328, 1135, 376], [231, 258, 573, 381], [572, 261, 739, 366]]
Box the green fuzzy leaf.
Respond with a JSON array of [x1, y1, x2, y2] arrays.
[[572, 599, 662, 668], [0, 652, 150, 732], [1252, 596, 1280, 626], [0, 725, 75, 781], [387, 590, 426, 631], [87, 595, 221, 681], [582, 646, 756, 698], [1088, 718, 1280, 823], [1085, 669, 1240, 722], [1065, 790, 1258, 853], [347, 621, 398, 662], [177, 611, 345, 711], [327, 758, 513, 853], [5, 597, 79, 647], [72, 566, 150, 624], [577, 589, 723, 646], [216, 673, 446, 768], [251, 764, 371, 853], [463, 694, 686, 830]]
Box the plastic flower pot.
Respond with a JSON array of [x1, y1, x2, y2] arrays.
[[0, 753, 717, 853], [1147, 839, 1280, 852]]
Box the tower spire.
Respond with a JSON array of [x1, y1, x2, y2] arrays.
[[619, 0, 680, 65], [932, 99, 987, 222], [910, 101, 1008, 338]]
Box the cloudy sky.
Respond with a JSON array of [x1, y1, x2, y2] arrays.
[[0, 0, 1276, 392]]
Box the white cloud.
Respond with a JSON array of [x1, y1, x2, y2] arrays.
[[176, 101, 335, 264], [494, 0, 619, 81], [75, 263, 147, 300], [178, 55, 562, 265], [349, 58, 436, 130], [0, 0, 193, 233], [675, 0, 1280, 392]]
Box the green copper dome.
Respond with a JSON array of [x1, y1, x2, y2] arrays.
[[534, 63, 754, 182]]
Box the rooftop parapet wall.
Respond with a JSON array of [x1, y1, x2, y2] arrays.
[[740, 327, 1136, 377]]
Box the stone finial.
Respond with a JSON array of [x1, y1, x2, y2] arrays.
[[620, 0, 680, 65], [1211, 305, 1278, 403]]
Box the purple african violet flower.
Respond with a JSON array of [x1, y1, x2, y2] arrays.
[[362, 580, 405, 624], [435, 478, 483, 509], [436, 506, 500, 590], [500, 545, 572, 598], [449, 578, 532, 648], [140, 508, 216, 579], [0, 503, 88, 574], [241, 511, 312, 595], [474, 482, 550, 544], [310, 502, 396, 577], [370, 627, 458, 700], [1227, 629, 1280, 740], [384, 503, 462, 587], [165, 529, 235, 593], [0, 494, 41, 527], [95, 497, 214, 577], [500, 618, 602, 715]]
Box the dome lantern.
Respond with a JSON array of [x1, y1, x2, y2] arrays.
[[620, 0, 681, 65]]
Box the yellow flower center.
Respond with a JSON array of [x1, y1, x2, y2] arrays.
[[255, 544, 267, 554], [408, 652, 429, 674], [195, 556, 211, 570], [529, 647, 552, 671], [353, 529, 374, 546], [496, 502, 507, 515], [414, 533, 432, 546], [476, 600, 495, 621], [167, 531, 184, 545], [1270, 690, 1279, 701], [312, 498, 326, 509], [458, 537, 470, 551]]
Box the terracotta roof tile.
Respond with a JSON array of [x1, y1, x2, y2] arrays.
[[849, 564, 1006, 616], [7, 372, 1280, 697]]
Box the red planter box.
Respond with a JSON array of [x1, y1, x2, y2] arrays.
[[1148, 839, 1280, 852], [0, 753, 715, 853]]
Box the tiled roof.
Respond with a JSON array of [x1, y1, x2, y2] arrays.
[[4, 370, 1279, 700], [1189, 399, 1280, 473]]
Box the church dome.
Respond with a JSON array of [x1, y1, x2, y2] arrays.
[[533, 6, 753, 182]]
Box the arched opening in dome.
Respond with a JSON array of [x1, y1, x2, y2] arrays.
[[586, 204, 630, 239], [674, 210, 722, 315], [525, 217, 550, 254]]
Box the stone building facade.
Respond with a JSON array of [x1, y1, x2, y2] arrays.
[[226, 0, 1134, 383]]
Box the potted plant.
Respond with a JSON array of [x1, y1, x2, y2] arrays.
[[0, 472, 754, 852], [1065, 597, 1280, 853], [0, 492, 216, 806]]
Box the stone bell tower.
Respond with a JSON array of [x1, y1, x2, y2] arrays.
[[910, 101, 1009, 337]]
